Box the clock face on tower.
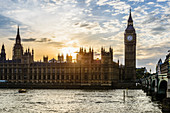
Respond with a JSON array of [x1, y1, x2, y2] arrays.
[[127, 35, 133, 41]]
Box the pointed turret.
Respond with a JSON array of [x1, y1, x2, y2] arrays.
[[109, 46, 112, 52], [125, 8, 135, 33], [128, 8, 133, 25], [16, 25, 21, 44], [89, 47, 91, 53], [13, 25, 23, 60], [1, 44, 5, 52], [158, 58, 162, 64], [84, 48, 86, 53], [1, 44, 6, 61], [43, 55, 48, 63]]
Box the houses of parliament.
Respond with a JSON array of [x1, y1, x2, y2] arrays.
[[0, 10, 136, 88]]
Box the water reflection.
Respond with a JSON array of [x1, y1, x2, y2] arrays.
[[0, 89, 162, 113]]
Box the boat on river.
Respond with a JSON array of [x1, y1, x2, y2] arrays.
[[18, 89, 27, 93]]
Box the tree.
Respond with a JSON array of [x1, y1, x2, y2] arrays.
[[136, 67, 147, 79]]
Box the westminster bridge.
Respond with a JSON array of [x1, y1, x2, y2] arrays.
[[141, 67, 170, 112], [141, 73, 169, 99]]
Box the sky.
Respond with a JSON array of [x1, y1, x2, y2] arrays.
[[0, 0, 169, 73]]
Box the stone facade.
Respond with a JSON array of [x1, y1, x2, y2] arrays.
[[0, 27, 120, 86], [124, 9, 136, 82], [156, 52, 170, 75], [160, 53, 170, 74], [0, 10, 137, 87], [0, 47, 119, 86]]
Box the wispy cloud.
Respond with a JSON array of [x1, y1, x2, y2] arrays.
[[0, 0, 169, 72]]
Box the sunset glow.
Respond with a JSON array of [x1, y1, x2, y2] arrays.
[[0, 0, 169, 72], [60, 47, 79, 61]]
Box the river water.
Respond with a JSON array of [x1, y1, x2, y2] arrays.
[[0, 89, 162, 113]]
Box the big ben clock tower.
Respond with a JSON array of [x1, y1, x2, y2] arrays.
[[124, 9, 136, 82]]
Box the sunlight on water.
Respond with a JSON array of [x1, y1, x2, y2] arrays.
[[0, 89, 162, 113]]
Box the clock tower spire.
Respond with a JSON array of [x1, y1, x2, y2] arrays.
[[16, 25, 21, 44], [124, 8, 136, 82], [128, 8, 133, 25], [13, 25, 23, 60]]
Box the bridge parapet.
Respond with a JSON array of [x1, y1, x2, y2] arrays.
[[167, 74, 170, 98], [167, 57, 170, 98], [162, 55, 170, 112], [157, 74, 168, 96]]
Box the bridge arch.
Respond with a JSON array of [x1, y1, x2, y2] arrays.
[[151, 80, 155, 92], [158, 80, 167, 95], [146, 79, 149, 88]]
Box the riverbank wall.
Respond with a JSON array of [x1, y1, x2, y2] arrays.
[[0, 83, 141, 89]]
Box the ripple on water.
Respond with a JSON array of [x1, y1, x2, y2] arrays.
[[0, 89, 162, 113]]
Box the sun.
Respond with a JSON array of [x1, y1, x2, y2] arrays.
[[60, 47, 79, 61]]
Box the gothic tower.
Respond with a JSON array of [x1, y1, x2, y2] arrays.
[[0, 44, 6, 61], [13, 26, 23, 60], [124, 9, 136, 82]]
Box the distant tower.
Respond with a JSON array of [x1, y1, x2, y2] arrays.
[[0, 44, 6, 61], [13, 25, 23, 60], [43, 56, 48, 63], [58, 54, 64, 62], [101, 47, 113, 64], [77, 47, 94, 64], [66, 54, 72, 63], [32, 49, 34, 61], [124, 8, 136, 82], [109, 46, 113, 62], [156, 59, 162, 74]]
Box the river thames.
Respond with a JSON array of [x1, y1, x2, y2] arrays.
[[0, 89, 162, 113]]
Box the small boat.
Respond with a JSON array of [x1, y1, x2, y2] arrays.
[[18, 89, 27, 93]]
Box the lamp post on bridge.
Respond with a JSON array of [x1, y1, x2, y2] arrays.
[[162, 50, 170, 112]]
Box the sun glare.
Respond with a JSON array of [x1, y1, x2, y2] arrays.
[[60, 47, 79, 61]]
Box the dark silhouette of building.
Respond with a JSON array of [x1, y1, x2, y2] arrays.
[[156, 59, 162, 74], [124, 8, 136, 82], [0, 44, 6, 62], [0, 26, 119, 86], [156, 52, 170, 74], [0, 9, 137, 87], [13, 26, 23, 60]]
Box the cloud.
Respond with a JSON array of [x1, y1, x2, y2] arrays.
[[152, 26, 166, 31], [22, 38, 36, 42], [96, 0, 109, 6], [47, 42, 65, 48], [0, 14, 15, 28], [36, 38, 51, 42], [128, 0, 144, 2], [8, 37, 50, 42], [0, 14, 22, 38], [1, 0, 170, 73], [76, 21, 100, 29], [8, 38, 15, 41], [79, 23, 89, 27], [137, 41, 170, 60], [146, 63, 154, 66], [114, 53, 123, 58], [147, 2, 155, 5], [157, 0, 168, 2]]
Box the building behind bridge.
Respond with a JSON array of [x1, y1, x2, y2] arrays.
[[156, 52, 170, 74]]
